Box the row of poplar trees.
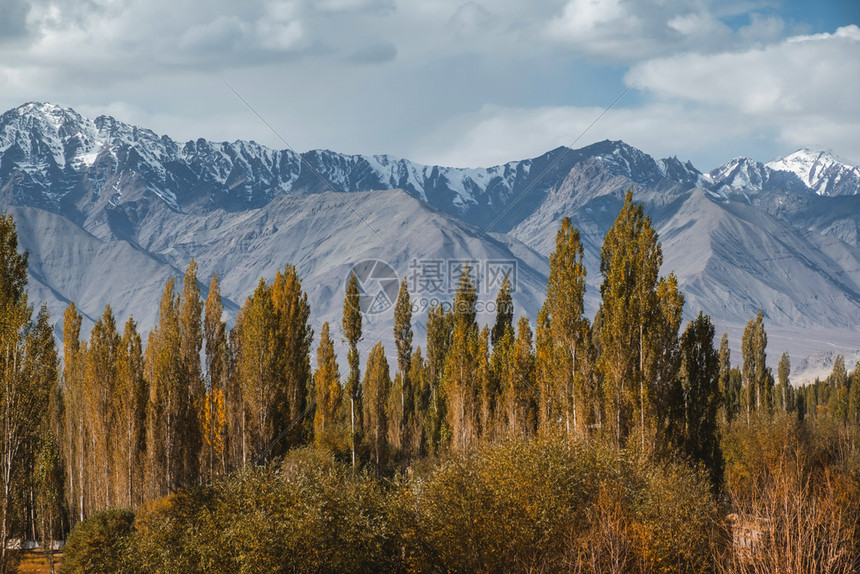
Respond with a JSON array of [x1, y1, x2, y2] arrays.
[[0, 192, 795, 561]]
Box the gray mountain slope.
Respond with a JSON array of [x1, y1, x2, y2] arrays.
[[69, 188, 549, 364], [6, 205, 183, 337], [513, 178, 860, 363]]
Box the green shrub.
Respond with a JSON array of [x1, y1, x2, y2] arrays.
[[62, 508, 137, 574]]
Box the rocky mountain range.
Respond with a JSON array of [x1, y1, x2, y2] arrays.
[[2, 102, 860, 382]]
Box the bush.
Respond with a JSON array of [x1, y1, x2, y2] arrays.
[[132, 447, 395, 573], [62, 508, 137, 574], [719, 416, 860, 573], [391, 437, 719, 573]]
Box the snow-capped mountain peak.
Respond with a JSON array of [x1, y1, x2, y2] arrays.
[[1, 105, 705, 230], [766, 148, 860, 196], [706, 157, 769, 195]]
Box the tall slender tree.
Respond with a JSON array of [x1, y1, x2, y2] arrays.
[[673, 312, 722, 488], [203, 274, 228, 477], [776, 352, 792, 414], [114, 317, 145, 507], [342, 273, 362, 467], [83, 306, 120, 509], [145, 278, 183, 496], [178, 261, 204, 484], [0, 214, 54, 571], [741, 311, 769, 420], [598, 191, 673, 447], [235, 279, 278, 465], [392, 279, 413, 458], [538, 217, 588, 436], [363, 343, 390, 472], [502, 317, 536, 437], [491, 274, 513, 348], [444, 266, 480, 450], [270, 265, 313, 451], [425, 304, 452, 453], [848, 362, 860, 425], [313, 322, 343, 451], [61, 303, 85, 523], [718, 333, 733, 423]]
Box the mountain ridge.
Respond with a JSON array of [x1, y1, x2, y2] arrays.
[[3, 102, 860, 383]]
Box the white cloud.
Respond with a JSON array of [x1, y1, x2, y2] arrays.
[[411, 102, 770, 169], [544, 0, 787, 61], [626, 25, 860, 161], [1, 0, 856, 176]]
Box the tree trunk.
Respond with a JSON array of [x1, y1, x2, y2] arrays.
[[350, 398, 356, 468]]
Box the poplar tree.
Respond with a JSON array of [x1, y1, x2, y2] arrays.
[[203, 274, 228, 477], [234, 266, 313, 464], [502, 317, 536, 437], [598, 191, 675, 447], [114, 317, 145, 507], [363, 343, 390, 471], [392, 279, 413, 458], [84, 306, 120, 509], [145, 278, 183, 496], [394, 279, 413, 377], [408, 348, 427, 456], [776, 352, 792, 414], [848, 362, 860, 425], [314, 322, 343, 451], [491, 324, 514, 435], [538, 216, 587, 436], [675, 312, 722, 487], [718, 333, 734, 423], [235, 279, 277, 465], [444, 266, 479, 450], [476, 326, 494, 440], [491, 274, 513, 348], [34, 430, 63, 573], [270, 265, 312, 450], [62, 303, 86, 523], [829, 355, 848, 388], [342, 273, 362, 467], [425, 304, 452, 453], [179, 260, 204, 484], [741, 311, 769, 420], [0, 214, 54, 569]]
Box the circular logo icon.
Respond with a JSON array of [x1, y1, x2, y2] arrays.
[[347, 259, 399, 315]]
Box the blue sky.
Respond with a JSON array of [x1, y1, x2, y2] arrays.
[[0, 0, 858, 170]]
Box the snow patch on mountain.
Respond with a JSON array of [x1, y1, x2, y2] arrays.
[[766, 148, 860, 197]]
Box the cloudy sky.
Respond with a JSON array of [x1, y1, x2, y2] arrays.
[[1, 0, 858, 170]]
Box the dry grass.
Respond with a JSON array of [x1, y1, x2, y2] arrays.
[[8, 550, 62, 574]]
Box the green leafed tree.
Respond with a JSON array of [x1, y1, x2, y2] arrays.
[[314, 322, 343, 452], [363, 343, 390, 471], [776, 351, 792, 414], [598, 191, 679, 448], [392, 279, 413, 459], [0, 215, 57, 571], [848, 362, 860, 425], [741, 311, 769, 420], [203, 274, 228, 478], [342, 273, 362, 467], [670, 312, 723, 488], [145, 278, 184, 496], [537, 217, 588, 438], [425, 304, 453, 454], [444, 266, 480, 451]]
